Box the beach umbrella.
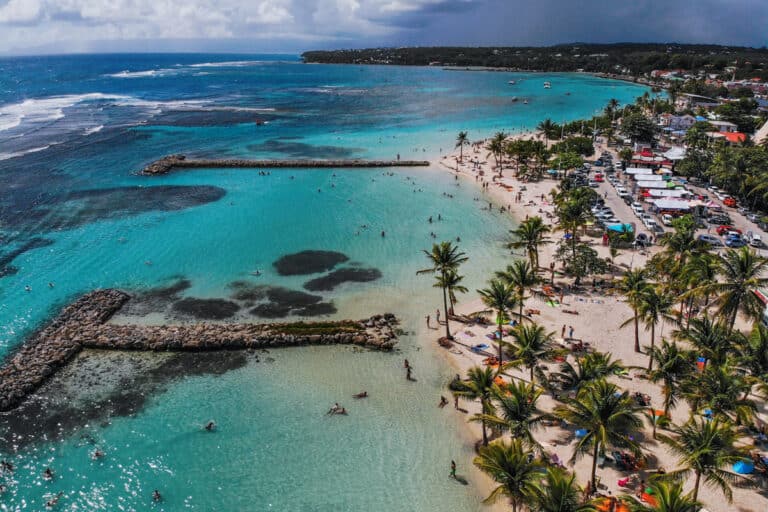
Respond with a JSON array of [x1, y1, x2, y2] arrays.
[[575, 428, 588, 438], [733, 459, 755, 474]]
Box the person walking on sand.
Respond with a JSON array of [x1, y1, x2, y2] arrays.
[[436, 309, 440, 323], [404, 359, 410, 369], [450, 460, 457, 478], [406, 366, 413, 381], [426, 315, 430, 328], [561, 324, 566, 338], [454, 395, 459, 409], [568, 326, 574, 339]]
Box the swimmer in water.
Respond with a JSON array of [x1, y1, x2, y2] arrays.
[[25, 285, 31, 292], [43, 467, 54, 480], [92, 449, 105, 460], [46, 491, 64, 508], [205, 421, 216, 431], [353, 391, 368, 398], [48, 282, 54, 288], [153, 490, 162, 502]]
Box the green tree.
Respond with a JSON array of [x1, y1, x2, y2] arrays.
[[477, 380, 550, 452], [506, 322, 556, 382], [636, 287, 675, 370], [554, 379, 643, 489], [622, 481, 701, 512], [537, 118, 561, 145], [509, 216, 551, 270], [657, 417, 743, 502], [622, 112, 657, 142], [473, 439, 542, 512], [451, 366, 497, 446], [554, 243, 607, 286], [673, 317, 731, 368], [618, 147, 633, 164], [680, 363, 756, 423], [418, 241, 469, 339], [618, 269, 651, 353], [532, 467, 596, 512], [553, 352, 625, 392], [497, 259, 538, 319], [455, 131, 469, 162], [487, 131, 507, 173], [736, 323, 768, 397], [477, 279, 517, 366], [647, 339, 692, 416], [434, 268, 468, 315], [701, 247, 768, 331]]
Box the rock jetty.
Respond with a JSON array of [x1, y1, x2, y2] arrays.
[[139, 155, 430, 175], [0, 289, 398, 412]]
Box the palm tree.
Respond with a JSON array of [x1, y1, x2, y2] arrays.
[[451, 366, 496, 446], [507, 322, 556, 382], [509, 216, 551, 270], [553, 352, 625, 392], [554, 379, 643, 489], [647, 339, 692, 417], [532, 467, 596, 512], [418, 241, 468, 339], [486, 131, 507, 173], [473, 439, 542, 512], [477, 380, 550, 452], [434, 268, 468, 315], [618, 269, 651, 353], [737, 323, 768, 397], [497, 259, 538, 319], [455, 131, 469, 162], [636, 287, 675, 371], [673, 317, 731, 368], [680, 363, 756, 423], [657, 417, 743, 502], [537, 118, 557, 146], [622, 481, 701, 512], [699, 246, 768, 331], [478, 279, 517, 366]]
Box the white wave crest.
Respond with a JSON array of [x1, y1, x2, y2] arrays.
[[106, 68, 181, 78], [0, 144, 53, 161]]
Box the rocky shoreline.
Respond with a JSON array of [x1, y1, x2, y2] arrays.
[[0, 289, 398, 412], [140, 154, 430, 175]]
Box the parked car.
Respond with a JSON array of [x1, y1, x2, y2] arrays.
[[594, 173, 604, 182], [725, 236, 747, 248], [661, 214, 674, 226], [618, 190, 631, 199], [723, 197, 737, 208], [698, 234, 723, 246], [751, 234, 763, 247], [748, 213, 761, 224], [709, 215, 732, 225], [632, 205, 644, 216], [634, 233, 651, 247], [716, 225, 739, 236]]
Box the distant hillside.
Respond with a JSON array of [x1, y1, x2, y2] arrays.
[[302, 44, 768, 80]]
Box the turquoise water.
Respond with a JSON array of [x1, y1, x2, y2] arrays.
[[0, 55, 648, 510]]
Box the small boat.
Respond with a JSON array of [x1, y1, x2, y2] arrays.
[[544, 81, 551, 89], [523, 99, 529, 104], [565, 92, 571, 96], [508, 80, 516, 85], [511, 96, 518, 102]]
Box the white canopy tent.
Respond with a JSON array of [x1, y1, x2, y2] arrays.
[[647, 189, 691, 198], [625, 167, 654, 175], [651, 199, 691, 210], [663, 147, 686, 161], [637, 180, 670, 189]]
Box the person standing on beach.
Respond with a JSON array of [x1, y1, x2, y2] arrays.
[[568, 326, 574, 338], [436, 309, 440, 323], [426, 315, 430, 328], [561, 325, 566, 338], [450, 460, 457, 479]]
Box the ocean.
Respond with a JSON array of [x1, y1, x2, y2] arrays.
[[0, 54, 647, 510]]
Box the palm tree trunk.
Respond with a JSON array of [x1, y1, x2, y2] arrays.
[[442, 281, 452, 339], [481, 406, 489, 446], [633, 312, 640, 353], [497, 316, 504, 368], [647, 323, 656, 371], [530, 365, 535, 383], [591, 441, 600, 489], [693, 471, 701, 502]]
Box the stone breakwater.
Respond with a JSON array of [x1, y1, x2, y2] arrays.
[[0, 289, 398, 412], [139, 155, 430, 175]]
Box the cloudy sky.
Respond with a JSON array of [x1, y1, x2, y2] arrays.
[[0, 0, 766, 54]]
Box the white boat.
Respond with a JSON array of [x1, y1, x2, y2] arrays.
[[544, 81, 551, 89], [523, 99, 529, 104], [511, 96, 518, 102], [508, 80, 516, 85]]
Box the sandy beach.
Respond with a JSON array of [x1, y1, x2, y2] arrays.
[[427, 131, 768, 512]]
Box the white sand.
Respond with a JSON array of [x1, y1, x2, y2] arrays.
[[426, 133, 768, 512]]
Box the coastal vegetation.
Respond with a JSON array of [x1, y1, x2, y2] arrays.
[[302, 44, 768, 80]]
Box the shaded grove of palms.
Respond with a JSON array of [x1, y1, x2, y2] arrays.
[[418, 166, 768, 511]]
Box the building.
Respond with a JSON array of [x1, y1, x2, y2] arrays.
[[708, 120, 738, 133], [675, 93, 721, 111]]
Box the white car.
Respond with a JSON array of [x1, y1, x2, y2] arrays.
[[644, 218, 658, 229], [632, 205, 644, 216], [662, 214, 674, 226], [751, 234, 763, 247]]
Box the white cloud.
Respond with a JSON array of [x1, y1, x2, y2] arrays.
[[246, 1, 294, 24], [0, 0, 42, 23]]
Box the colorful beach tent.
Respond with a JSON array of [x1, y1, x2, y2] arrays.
[[606, 223, 634, 233], [733, 459, 755, 474]]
